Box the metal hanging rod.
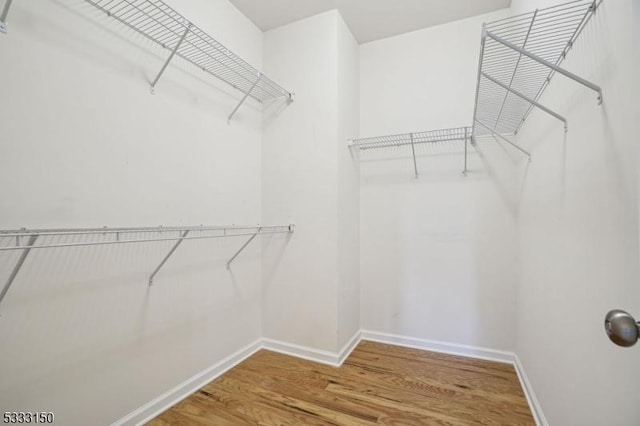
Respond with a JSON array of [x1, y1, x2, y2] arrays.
[[0, 224, 294, 307], [349, 126, 472, 176], [471, 0, 602, 148], [83, 0, 292, 117]]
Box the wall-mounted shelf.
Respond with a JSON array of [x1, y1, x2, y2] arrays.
[[349, 126, 472, 176], [82, 0, 292, 121], [0, 224, 294, 309], [471, 0, 602, 156]]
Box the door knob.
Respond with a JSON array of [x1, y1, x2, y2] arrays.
[[604, 310, 640, 347]]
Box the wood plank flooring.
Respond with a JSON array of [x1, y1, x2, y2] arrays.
[[148, 341, 534, 425]]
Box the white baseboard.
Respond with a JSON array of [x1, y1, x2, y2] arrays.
[[513, 354, 548, 426], [113, 339, 262, 426], [115, 330, 545, 426], [262, 337, 342, 366], [337, 330, 362, 365], [360, 330, 515, 364], [262, 330, 362, 367]]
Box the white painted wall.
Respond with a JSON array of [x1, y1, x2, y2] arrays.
[[358, 10, 519, 352], [261, 9, 360, 353], [0, 0, 276, 424], [505, 0, 640, 424], [261, 11, 340, 352], [336, 14, 360, 350]]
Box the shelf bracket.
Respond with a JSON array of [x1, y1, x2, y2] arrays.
[[0, 0, 14, 34], [475, 119, 531, 157], [484, 30, 602, 104], [463, 127, 469, 175], [228, 75, 261, 124], [481, 72, 568, 132], [409, 133, 418, 178], [227, 227, 261, 270], [0, 234, 38, 310], [150, 23, 191, 94], [148, 230, 189, 286]]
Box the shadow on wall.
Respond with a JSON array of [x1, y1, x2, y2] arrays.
[[36, 0, 262, 120], [471, 135, 534, 216], [359, 136, 518, 349], [0, 233, 266, 420]]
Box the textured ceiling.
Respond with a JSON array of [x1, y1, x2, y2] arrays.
[[229, 0, 512, 43]]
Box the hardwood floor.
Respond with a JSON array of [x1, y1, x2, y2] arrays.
[[148, 341, 534, 425]]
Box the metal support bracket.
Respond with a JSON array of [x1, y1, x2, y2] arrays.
[[463, 127, 469, 175], [0, 0, 14, 33], [226, 227, 261, 270], [228, 75, 261, 124], [485, 30, 603, 104], [409, 133, 418, 178], [150, 23, 191, 93], [148, 230, 189, 285], [475, 119, 531, 157], [0, 234, 38, 310], [481, 72, 568, 132]]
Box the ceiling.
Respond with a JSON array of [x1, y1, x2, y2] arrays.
[[229, 0, 512, 43]]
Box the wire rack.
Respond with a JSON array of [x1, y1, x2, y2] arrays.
[[350, 127, 471, 176], [350, 127, 470, 150], [84, 0, 291, 103], [0, 224, 294, 307], [472, 0, 601, 139]]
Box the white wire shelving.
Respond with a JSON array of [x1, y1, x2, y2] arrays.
[[471, 0, 602, 157], [349, 126, 472, 176], [83, 0, 292, 120], [1, 0, 293, 119], [0, 224, 294, 308]]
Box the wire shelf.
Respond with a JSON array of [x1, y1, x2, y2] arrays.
[[84, 0, 291, 103], [0, 224, 293, 251], [349, 127, 472, 176], [350, 127, 471, 150], [0, 224, 294, 305], [472, 0, 600, 139]]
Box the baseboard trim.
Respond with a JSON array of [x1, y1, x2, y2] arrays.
[[337, 330, 362, 365], [360, 330, 514, 364], [513, 354, 548, 426], [262, 337, 342, 366], [113, 339, 262, 426], [261, 330, 362, 367]]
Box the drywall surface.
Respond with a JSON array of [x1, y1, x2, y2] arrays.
[[336, 14, 361, 350], [261, 11, 340, 352], [0, 0, 274, 424], [358, 10, 520, 352], [507, 0, 640, 424]]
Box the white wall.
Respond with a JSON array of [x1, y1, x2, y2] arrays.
[[336, 14, 360, 350], [0, 0, 274, 424], [261, 11, 340, 352], [506, 0, 640, 424], [359, 10, 519, 351], [261, 9, 360, 353]]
